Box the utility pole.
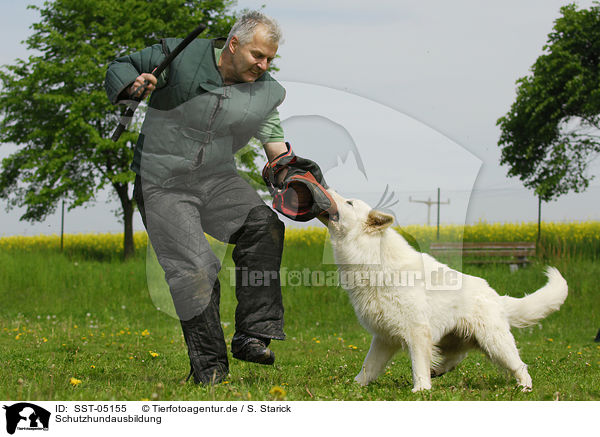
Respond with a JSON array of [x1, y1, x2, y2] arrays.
[[436, 188, 450, 240], [409, 196, 436, 226], [410, 188, 450, 232]]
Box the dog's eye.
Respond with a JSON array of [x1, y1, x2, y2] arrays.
[[346, 200, 353, 206]]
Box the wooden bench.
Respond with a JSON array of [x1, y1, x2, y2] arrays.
[[429, 242, 536, 270]]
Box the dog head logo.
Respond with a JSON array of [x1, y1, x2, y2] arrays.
[[3, 403, 50, 435]]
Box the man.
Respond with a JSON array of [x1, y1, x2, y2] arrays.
[[105, 11, 289, 385]]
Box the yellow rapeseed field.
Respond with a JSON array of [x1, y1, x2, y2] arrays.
[[284, 221, 600, 249], [1, 221, 598, 259], [0, 232, 148, 256]]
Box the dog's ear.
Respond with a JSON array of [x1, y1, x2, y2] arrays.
[[366, 210, 394, 231]]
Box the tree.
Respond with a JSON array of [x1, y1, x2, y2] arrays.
[[497, 2, 600, 202], [0, 0, 238, 258]]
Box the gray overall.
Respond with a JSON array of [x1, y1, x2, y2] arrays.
[[135, 74, 285, 383]]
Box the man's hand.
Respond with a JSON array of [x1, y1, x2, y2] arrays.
[[128, 73, 157, 99]]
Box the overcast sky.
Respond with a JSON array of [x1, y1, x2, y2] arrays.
[[1, 0, 599, 236]]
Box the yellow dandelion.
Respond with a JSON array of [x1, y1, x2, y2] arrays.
[[149, 351, 159, 358], [43, 338, 48, 343], [547, 338, 553, 342], [90, 365, 96, 369], [315, 340, 321, 344], [74, 325, 78, 329], [577, 352, 582, 355], [129, 356, 134, 360], [348, 345, 358, 350], [141, 329, 150, 337], [269, 385, 286, 399], [70, 377, 82, 386]]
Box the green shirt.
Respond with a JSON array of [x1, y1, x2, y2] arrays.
[[214, 47, 285, 144]]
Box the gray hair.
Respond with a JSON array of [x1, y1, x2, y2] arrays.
[[226, 11, 283, 47]]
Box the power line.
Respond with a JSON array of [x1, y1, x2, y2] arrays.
[[409, 188, 450, 227]]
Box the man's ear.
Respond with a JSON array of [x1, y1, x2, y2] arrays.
[[228, 35, 239, 54], [366, 210, 394, 232]]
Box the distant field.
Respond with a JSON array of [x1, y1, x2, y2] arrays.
[[0, 224, 598, 400], [2, 220, 599, 260]]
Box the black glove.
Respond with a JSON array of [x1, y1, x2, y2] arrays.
[[262, 143, 338, 222]]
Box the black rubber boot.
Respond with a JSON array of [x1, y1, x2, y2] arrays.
[[230, 206, 286, 340], [179, 282, 229, 385], [231, 332, 275, 365]]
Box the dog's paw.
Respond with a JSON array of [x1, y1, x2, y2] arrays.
[[411, 375, 432, 392], [411, 384, 432, 393], [411, 378, 432, 392], [516, 365, 532, 392], [354, 372, 369, 386]]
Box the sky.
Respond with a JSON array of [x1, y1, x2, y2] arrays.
[[1, 0, 599, 236]]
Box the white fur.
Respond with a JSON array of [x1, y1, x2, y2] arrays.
[[324, 190, 568, 392]]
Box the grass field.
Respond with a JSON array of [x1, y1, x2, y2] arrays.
[[0, 232, 599, 401]]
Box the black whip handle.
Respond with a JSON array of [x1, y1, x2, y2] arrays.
[[153, 23, 207, 78]]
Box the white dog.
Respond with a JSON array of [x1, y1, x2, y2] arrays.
[[321, 190, 568, 392]]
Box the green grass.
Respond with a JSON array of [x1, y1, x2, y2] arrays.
[[0, 243, 599, 401]]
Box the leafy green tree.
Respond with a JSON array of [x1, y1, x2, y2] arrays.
[[0, 0, 238, 258], [497, 2, 600, 202]]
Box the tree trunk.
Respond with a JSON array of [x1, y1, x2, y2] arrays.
[[537, 195, 542, 243], [123, 195, 135, 259], [115, 182, 135, 259]]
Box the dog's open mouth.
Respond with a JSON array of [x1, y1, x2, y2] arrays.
[[317, 210, 339, 225]]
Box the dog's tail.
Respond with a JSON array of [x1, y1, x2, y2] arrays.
[[501, 266, 568, 328]]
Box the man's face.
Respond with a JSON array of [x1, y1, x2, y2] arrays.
[[229, 24, 278, 83]]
